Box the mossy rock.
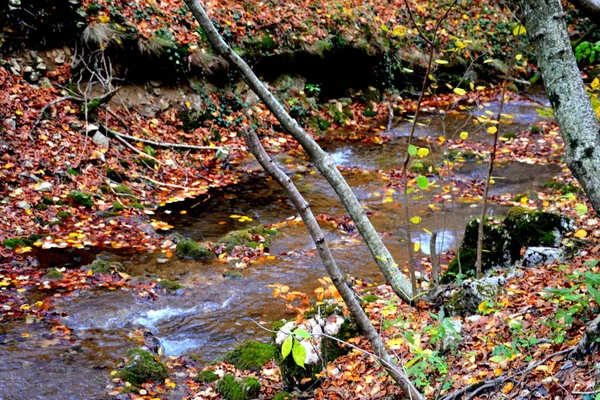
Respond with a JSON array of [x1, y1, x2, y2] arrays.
[[87, 259, 124, 274], [194, 369, 219, 383], [504, 207, 572, 260], [543, 180, 582, 194], [215, 375, 260, 400], [409, 158, 437, 175], [445, 277, 504, 316], [111, 201, 126, 212], [512, 190, 539, 203], [441, 219, 511, 283], [221, 340, 277, 371], [175, 239, 213, 260], [273, 392, 293, 400], [157, 279, 184, 292], [68, 190, 94, 208], [117, 348, 168, 386], [43, 268, 64, 280], [217, 226, 277, 253]]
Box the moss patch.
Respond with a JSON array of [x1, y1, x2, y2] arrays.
[[68, 190, 94, 208], [86, 259, 124, 274], [273, 392, 293, 400], [117, 348, 168, 386], [409, 158, 437, 175], [441, 219, 511, 283], [222, 340, 277, 371], [194, 369, 219, 383], [215, 375, 261, 400], [175, 239, 213, 260], [217, 226, 277, 253], [43, 268, 64, 280], [157, 279, 184, 292]]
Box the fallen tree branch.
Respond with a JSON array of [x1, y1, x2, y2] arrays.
[[140, 174, 211, 189], [104, 126, 224, 151], [440, 347, 573, 400], [110, 132, 165, 166]]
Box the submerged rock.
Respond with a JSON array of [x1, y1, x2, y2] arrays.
[[446, 276, 505, 316], [117, 348, 167, 386]]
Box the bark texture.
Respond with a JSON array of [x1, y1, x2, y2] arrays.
[[521, 0, 600, 352], [184, 0, 414, 302], [241, 126, 424, 400], [521, 0, 600, 214]]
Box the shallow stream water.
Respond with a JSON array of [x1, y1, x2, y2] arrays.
[[0, 91, 560, 399]]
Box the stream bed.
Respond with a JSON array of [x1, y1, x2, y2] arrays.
[[0, 91, 559, 399]]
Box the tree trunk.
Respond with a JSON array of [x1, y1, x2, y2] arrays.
[[241, 126, 424, 400], [184, 0, 414, 302], [520, 0, 600, 352], [520, 0, 600, 214]]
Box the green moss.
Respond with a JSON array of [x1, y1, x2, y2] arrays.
[[57, 211, 72, 219], [175, 239, 213, 259], [194, 369, 219, 383], [273, 392, 293, 400], [157, 279, 184, 292], [117, 348, 168, 386], [504, 207, 572, 260], [512, 190, 539, 202], [543, 180, 582, 194], [501, 131, 517, 141], [41, 196, 55, 205], [223, 270, 243, 279], [34, 203, 49, 211], [215, 375, 261, 400], [409, 158, 436, 175], [106, 168, 125, 182], [68, 190, 94, 208], [135, 157, 157, 169], [362, 294, 379, 304], [113, 184, 134, 195], [217, 226, 277, 253], [3, 238, 25, 250], [222, 340, 277, 371], [87, 259, 124, 274], [441, 219, 511, 283], [112, 202, 126, 212], [143, 145, 157, 157], [130, 202, 145, 210], [43, 268, 64, 280]]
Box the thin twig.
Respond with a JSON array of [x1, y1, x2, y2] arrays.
[[111, 133, 165, 166], [140, 174, 211, 189], [104, 125, 225, 151]]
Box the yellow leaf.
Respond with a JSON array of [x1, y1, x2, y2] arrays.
[[179, 210, 187, 215], [592, 78, 600, 89], [453, 87, 467, 96], [574, 229, 588, 238], [435, 59, 449, 64], [487, 126, 498, 134], [501, 382, 514, 394], [410, 216, 422, 224], [413, 242, 421, 252], [516, 54, 523, 61], [382, 196, 394, 203], [417, 148, 430, 158], [423, 228, 433, 235], [512, 25, 527, 36], [460, 131, 469, 140], [98, 15, 111, 23]]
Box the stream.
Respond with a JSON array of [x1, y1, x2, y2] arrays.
[[0, 91, 560, 399]]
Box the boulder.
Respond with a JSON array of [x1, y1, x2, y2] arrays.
[[522, 247, 564, 268], [117, 348, 167, 386], [215, 374, 260, 400], [446, 276, 505, 316], [221, 340, 277, 371]]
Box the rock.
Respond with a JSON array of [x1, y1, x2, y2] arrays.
[[446, 276, 505, 316], [523, 247, 564, 268], [92, 132, 109, 148], [273, 302, 358, 389], [86, 124, 100, 134], [117, 348, 167, 386], [504, 207, 573, 259], [17, 201, 31, 210], [441, 219, 511, 283], [215, 374, 260, 400], [159, 98, 170, 111], [35, 181, 53, 192], [442, 319, 463, 351]]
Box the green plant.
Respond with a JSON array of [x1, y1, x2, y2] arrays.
[[403, 330, 450, 390], [281, 328, 311, 368], [575, 41, 600, 64]]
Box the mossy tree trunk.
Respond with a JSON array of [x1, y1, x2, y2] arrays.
[[184, 0, 414, 303], [520, 0, 600, 353], [240, 126, 423, 399]]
